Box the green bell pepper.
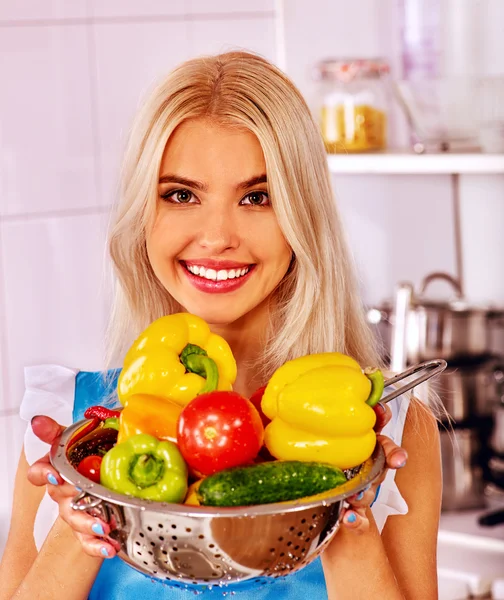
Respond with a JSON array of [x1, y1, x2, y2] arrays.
[[100, 433, 188, 502]]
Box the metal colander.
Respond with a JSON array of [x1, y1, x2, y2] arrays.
[[50, 423, 384, 586], [49, 359, 446, 587]]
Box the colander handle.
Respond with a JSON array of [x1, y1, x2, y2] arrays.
[[381, 359, 447, 404], [71, 491, 111, 523]]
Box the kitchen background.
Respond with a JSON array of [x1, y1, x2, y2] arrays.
[[1, 0, 504, 597]]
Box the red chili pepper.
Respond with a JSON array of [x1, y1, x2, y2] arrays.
[[84, 406, 121, 421], [69, 417, 100, 447]]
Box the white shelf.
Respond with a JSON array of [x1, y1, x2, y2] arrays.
[[327, 150, 504, 175]]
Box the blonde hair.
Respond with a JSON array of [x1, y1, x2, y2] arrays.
[[106, 51, 382, 379]]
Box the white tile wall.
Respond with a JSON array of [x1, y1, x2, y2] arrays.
[[334, 174, 456, 304], [0, 246, 7, 414], [0, 0, 89, 21], [0, 25, 97, 216], [189, 15, 276, 60], [0, 211, 111, 412], [91, 20, 191, 206], [88, 0, 189, 18], [189, 0, 275, 14], [458, 175, 504, 304]]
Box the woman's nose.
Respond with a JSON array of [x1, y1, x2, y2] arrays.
[[197, 208, 240, 253]]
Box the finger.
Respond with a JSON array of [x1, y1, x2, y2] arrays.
[[27, 457, 64, 487], [341, 507, 369, 534], [75, 532, 117, 559], [377, 433, 408, 469], [373, 402, 391, 433], [346, 485, 377, 508], [46, 481, 83, 504], [31, 415, 65, 445], [58, 496, 111, 538]]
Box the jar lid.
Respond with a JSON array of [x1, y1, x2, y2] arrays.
[[314, 58, 390, 82]]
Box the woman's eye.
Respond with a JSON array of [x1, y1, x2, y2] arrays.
[[160, 189, 195, 204], [240, 191, 269, 206]]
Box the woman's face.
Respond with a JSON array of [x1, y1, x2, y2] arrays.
[[146, 118, 292, 326]]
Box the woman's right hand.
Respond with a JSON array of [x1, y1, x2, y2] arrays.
[[26, 415, 118, 559]]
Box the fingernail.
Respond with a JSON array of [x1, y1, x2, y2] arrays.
[[75, 486, 82, 492], [92, 523, 105, 536], [356, 491, 364, 501], [100, 547, 110, 557], [47, 473, 59, 485], [396, 459, 407, 468], [346, 512, 357, 524], [31, 415, 41, 426]]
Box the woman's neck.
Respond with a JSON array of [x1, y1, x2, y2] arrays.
[[209, 304, 270, 398]]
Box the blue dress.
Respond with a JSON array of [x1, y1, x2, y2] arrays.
[[73, 370, 328, 600]]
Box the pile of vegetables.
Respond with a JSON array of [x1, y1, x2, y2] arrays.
[[68, 313, 384, 507]]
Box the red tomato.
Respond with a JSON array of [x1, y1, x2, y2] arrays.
[[77, 455, 103, 483], [249, 385, 270, 428], [177, 391, 264, 476]]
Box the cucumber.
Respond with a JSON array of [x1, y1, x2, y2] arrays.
[[197, 461, 347, 507]]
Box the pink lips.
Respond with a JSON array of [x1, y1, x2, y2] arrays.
[[180, 261, 255, 294]]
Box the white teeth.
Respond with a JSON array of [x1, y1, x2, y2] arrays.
[[185, 264, 250, 281]]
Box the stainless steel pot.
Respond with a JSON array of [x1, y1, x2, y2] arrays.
[[425, 359, 504, 421], [367, 272, 504, 371], [440, 428, 485, 511]]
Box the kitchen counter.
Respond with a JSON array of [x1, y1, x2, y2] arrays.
[[438, 510, 504, 599]]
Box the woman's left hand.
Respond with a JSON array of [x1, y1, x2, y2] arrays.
[[340, 402, 408, 533]]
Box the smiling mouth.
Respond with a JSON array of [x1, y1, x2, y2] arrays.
[[180, 261, 254, 282]]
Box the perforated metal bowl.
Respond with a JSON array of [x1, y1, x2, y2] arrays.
[[50, 420, 385, 587]]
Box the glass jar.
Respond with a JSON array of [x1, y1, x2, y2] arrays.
[[314, 58, 390, 153]]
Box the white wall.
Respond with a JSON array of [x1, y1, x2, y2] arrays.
[[0, 0, 503, 559]]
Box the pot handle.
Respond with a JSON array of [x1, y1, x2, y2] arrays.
[[419, 272, 463, 298]]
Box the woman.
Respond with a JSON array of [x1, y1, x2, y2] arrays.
[[0, 51, 442, 599]]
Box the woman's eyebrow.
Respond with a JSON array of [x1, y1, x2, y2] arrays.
[[236, 174, 267, 190], [158, 174, 208, 191]]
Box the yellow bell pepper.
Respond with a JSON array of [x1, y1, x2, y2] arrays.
[[117, 394, 182, 445], [118, 313, 237, 407], [261, 353, 384, 470]]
